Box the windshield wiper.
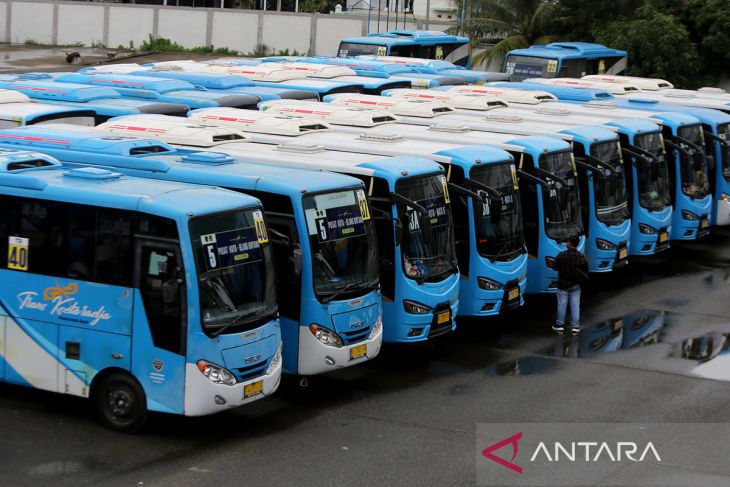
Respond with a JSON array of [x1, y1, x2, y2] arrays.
[[210, 307, 270, 337], [321, 281, 359, 304]]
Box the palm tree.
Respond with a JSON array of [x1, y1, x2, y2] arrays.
[[455, 0, 561, 68]]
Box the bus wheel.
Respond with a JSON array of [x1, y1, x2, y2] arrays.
[[94, 373, 148, 433]]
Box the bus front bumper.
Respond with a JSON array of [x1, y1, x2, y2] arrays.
[[183, 351, 283, 416]]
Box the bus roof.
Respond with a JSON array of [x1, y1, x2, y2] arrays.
[[341, 30, 469, 46], [0, 76, 122, 101], [0, 147, 253, 218], [506, 42, 627, 60], [489, 82, 615, 102], [0, 126, 362, 198], [0, 102, 94, 122]]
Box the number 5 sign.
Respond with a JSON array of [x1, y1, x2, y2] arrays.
[[8, 236, 29, 271]]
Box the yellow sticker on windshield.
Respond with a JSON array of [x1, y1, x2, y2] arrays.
[[617, 142, 624, 164], [377, 46, 387, 56], [252, 210, 268, 244], [356, 189, 371, 221], [547, 60, 558, 73], [510, 164, 519, 189], [440, 175, 450, 204], [8, 236, 28, 271], [571, 153, 578, 176]]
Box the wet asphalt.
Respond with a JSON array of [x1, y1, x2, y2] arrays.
[[2, 229, 730, 487]]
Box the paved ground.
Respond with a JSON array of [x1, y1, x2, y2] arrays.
[[2, 227, 730, 487]]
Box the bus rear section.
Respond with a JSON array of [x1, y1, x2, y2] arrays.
[[0, 150, 282, 431]]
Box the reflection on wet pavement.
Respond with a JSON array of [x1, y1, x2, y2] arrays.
[[487, 309, 730, 381]]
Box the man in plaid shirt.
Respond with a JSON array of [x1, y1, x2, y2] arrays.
[[552, 235, 588, 335]]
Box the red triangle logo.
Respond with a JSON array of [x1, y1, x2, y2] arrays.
[[481, 432, 523, 474]]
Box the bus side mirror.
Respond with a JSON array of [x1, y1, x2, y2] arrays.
[[489, 198, 502, 225], [394, 218, 403, 246]]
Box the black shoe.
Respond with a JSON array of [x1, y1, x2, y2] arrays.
[[570, 327, 580, 336], [552, 324, 564, 332]]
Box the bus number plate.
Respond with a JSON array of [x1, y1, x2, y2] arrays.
[[350, 344, 367, 360], [618, 248, 628, 260], [437, 311, 451, 325], [508, 288, 520, 301], [659, 232, 668, 243], [244, 380, 264, 398]]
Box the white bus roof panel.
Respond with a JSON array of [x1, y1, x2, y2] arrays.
[[189, 107, 331, 135], [0, 89, 31, 104], [446, 85, 557, 104], [582, 75, 674, 91], [326, 93, 454, 117], [259, 100, 398, 127], [385, 89, 508, 110], [525, 77, 643, 94]]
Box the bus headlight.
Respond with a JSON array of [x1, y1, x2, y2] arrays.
[[596, 239, 616, 250], [477, 276, 502, 290], [309, 324, 344, 347], [639, 224, 658, 234], [196, 360, 236, 386], [403, 300, 431, 314], [369, 313, 383, 340], [266, 344, 283, 375], [682, 210, 700, 221]]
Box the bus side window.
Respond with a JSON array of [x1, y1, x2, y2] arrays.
[[0, 195, 11, 266], [7, 197, 68, 276], [518, 155, 540, 256], [253, 192, 301, 322], [135, 241, 186, 355]]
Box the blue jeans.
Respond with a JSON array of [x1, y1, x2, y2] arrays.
[[556, 285, 581, 329]]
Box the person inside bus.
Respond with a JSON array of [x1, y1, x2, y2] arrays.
[[551, 235, 588, 335]]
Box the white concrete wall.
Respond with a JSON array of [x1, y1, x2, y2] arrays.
[[108, 6, 155, 50], [57, 4, 104, 46], [315, 16, 363, 56], [2, 1, 456, 55], [211, 10, 259, 54], [158, 8, 208, 49], [10, 1, 53, 45]]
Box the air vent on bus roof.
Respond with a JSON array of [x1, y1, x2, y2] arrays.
[[181, 151, 236, 165], [372, 115, 398, 123], [584, 101, 617, 109], [276, 142, 326, 153], [212, 133, 246, 142], [130, 145, 173, 155], [299, 123, 329, 132], [432, 107, 454, 113], [428, 124, 470, 133], [485, 114, 523, 123], [64, 167, 122, 180], [536, 107, 572, 116], [663, 91, 696, 99], [536, 95, 554, 101], [357, 132, 404, 142], [7, 159, 55, 170]]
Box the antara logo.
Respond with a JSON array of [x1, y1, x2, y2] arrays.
[[482, 433, 662, 474]]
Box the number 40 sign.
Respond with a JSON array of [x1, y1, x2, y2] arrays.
[[8, 236, 29, 271]]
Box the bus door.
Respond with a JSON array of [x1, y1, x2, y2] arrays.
[[132, 238, 187, 414]]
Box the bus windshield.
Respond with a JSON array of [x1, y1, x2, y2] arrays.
[[539, 151, 582, 241], [470, 162, 525, 261], [338, 42, 383, 57], [303, 188, 379, 300], [190, 208, 277, 335], [396, 174, 456, 283], [635, 132, 671, 211], [718, 123, 730, 181], [591, 141, 629, 226], [677, 125, 711, 199]]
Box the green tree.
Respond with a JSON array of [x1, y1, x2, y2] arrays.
[[552, 0, 645, 41], [455, 0, 561, 68], [594, 5, 701, 88]]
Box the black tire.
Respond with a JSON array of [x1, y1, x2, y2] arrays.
[[94, 373, 148, 433]]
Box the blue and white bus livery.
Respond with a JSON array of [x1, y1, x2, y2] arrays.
[[0, 149, 283, 431]]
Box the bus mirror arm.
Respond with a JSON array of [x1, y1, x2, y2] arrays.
[[448, 182, 484, 202], [574, 157, 610, 177], [517, 169, 551, 188], [463, 179, 502, 199], [390, 192, 429, 216], [523, 167, 570, 188], [621, 146, 656, 165], [390, 193, 434, 245], [672, 136, 703, 154], [703, 130, 729, 148], [663, 139, 691, 156]]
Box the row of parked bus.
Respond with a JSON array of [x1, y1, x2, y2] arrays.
[[1, 55, 728, 432]]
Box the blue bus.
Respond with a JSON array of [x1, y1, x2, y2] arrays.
[[0, 99, 95, 128], [281, 110, 581, 294], [51, 73, 261, 109], [338, 30, 472, 67], [80, 64, 320, 101], [355, 55, 509, 84], [504, 42, 628, 81], [186, 107, 527, 316], [0, 148, 283, 431], [90, 115, 461, 342], [0, 74, 189, 122], [0, 126, 383, 378], [257, 56, 465, 88]]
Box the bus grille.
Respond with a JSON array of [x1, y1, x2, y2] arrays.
[[232, 358, 272, 382], [341, 325, 372, 345]]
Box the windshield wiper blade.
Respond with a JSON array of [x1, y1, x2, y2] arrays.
[[321, 281, 359, 304]]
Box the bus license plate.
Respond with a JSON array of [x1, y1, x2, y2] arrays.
[[508, 288, 519, 301], [659, 232, 668, 243], [700, 219, 709, 229], [437, 311, 451, 325], [244, 380, 264, 398], [350, 344, 367, 360], [618, 248, 628, 260]]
